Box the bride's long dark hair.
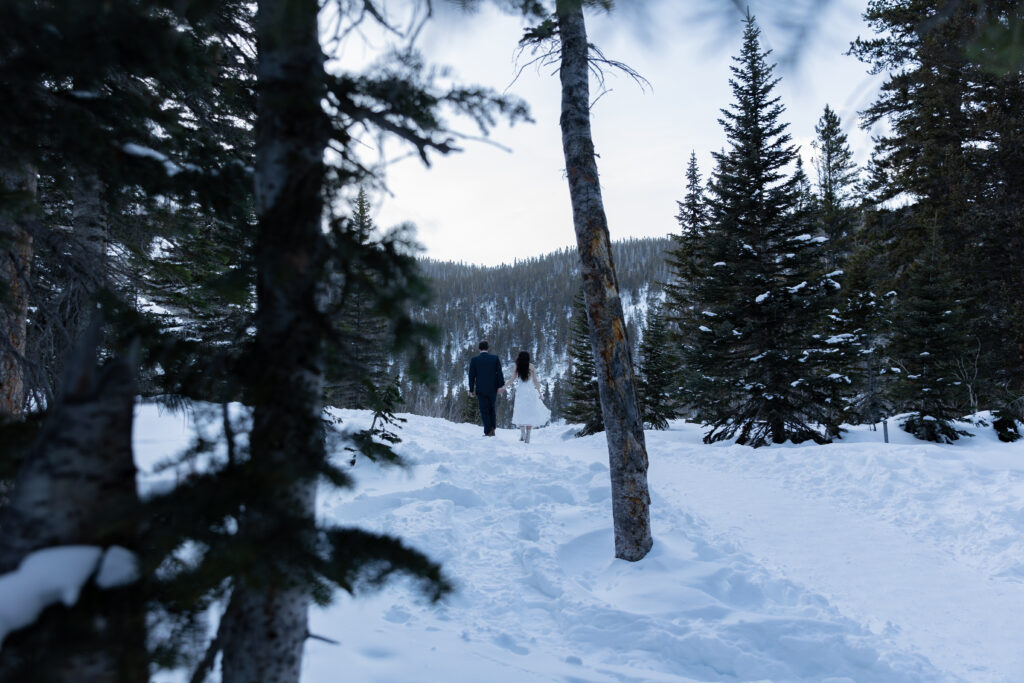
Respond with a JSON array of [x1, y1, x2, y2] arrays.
[[515, 351, 530, 381]]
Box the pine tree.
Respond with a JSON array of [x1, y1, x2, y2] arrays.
[[0, 2, 257, 677], [885, 230, 972, 442], [564, 289, 603, 436], [637, 302, 676, 430], [804, 105, 862, 434], [827, 238, 893, 428], [685, 13, 833, 447], [2, 1, 532, 679], [355, 376, 407, 457], [4, 0, 257, 408], [214, 2, 334, 675], [664, 151, 707, 413], [851, 0, 1024, 433], [667, 151, 709, 296], [325, 188, 391, 408], [549, 377, 566, 420], [811, 104, 858, 272], [837, 171, 913, 426], [792, 155, 855, 438], [458, 385, 481, 425]]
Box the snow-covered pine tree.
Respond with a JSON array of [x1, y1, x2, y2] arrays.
[[664, 151, 708, 414], [806, 104, 863, 435], [851, 0, 1024, 437], [564, 289, 603, 436], [8, 0, 257, 408], [831, 170, 906, 427], [792, 157, 852, 439], [350, 375, 407, 461], [834, 268, 892, 427], [637, 301, 677, 430], [885, 230, 972, 443], [686, 13, 833, 447]]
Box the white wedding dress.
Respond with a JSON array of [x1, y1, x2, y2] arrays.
[[510, 370, 551, 427]]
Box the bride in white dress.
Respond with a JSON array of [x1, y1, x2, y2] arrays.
[[503, 351, 551, 443]]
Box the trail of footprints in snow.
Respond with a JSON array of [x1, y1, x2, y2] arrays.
[[326, 425, 943, 681]]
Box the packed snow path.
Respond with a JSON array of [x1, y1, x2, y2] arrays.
[[135, 407, 1024, 682]]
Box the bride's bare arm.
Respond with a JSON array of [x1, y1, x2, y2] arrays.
[[530, 364, 541, 391]]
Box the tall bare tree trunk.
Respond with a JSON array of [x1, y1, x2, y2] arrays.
[[0, 164, 35, 418], [556, 0, 652, 561], [0, 322, 146, 681], [219, 1, 326, 681]]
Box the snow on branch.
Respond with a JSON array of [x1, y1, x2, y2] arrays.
[[123, 143, 200, 177], [0, 545, 140, 647]]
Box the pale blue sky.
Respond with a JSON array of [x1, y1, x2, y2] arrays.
[[345, 0, 884, 266]]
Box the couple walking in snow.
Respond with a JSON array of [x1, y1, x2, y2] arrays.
[[467, 340, 551, 442]]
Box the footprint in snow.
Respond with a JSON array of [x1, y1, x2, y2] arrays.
[[491, 632, 530, 655]]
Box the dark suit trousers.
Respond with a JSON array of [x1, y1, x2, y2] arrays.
[[477, 393, 497, 435]]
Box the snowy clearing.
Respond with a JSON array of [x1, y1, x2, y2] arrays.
[[135, 406, 1024, 682]]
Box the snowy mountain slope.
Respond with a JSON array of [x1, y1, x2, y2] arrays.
[[136, 407, 1024, 682]]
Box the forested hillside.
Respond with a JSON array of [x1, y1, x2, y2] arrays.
[[399, 237, 671, 424]]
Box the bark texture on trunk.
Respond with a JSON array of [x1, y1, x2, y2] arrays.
[[219, 1, 326, 681], [556, 1, 652, 561], [71, 169, 108, 265], [0, 164, 35, 418], [0, 323, 145, 681]]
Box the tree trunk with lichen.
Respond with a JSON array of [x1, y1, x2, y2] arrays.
[[0, 164, 35, 418], [0, 322, 146, 681], [555, 0, 652, 562], [218, 1, 327, 681]]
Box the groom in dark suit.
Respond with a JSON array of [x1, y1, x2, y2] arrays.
[[468, 340, 505, 437]]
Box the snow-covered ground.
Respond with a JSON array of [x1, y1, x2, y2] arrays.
[[134, 406, 1024, 682]]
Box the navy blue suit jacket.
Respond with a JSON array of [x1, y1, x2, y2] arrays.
[[468, 352, 504, 397]]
